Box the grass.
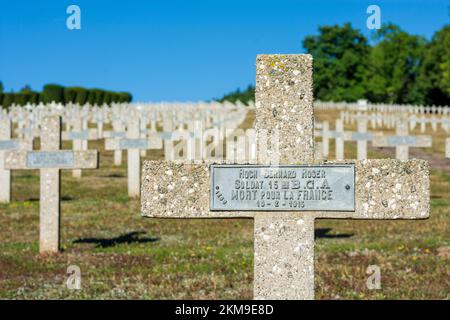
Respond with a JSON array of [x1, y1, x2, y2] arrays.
[[0, 110, 448, 299]]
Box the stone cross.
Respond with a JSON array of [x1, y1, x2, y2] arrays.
[[372, 115, 432, 160], [141, 55, 430, 299], [325, 119, 344, 160], [446, 138, 450, 158], [4, 116, 98, 254], [62, 118, 98, 178], [341, 116, 382, 160], [105, 115, 162, 197], [103, 119, 126, 166], [0, 117, 32, 202]]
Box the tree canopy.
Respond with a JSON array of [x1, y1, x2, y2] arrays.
[[0, 83, 132, 109], [218, 23, 450, 106]]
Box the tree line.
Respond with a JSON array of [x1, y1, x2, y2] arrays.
[[218, 23, 450, 106], [0, 83, 132, 108]]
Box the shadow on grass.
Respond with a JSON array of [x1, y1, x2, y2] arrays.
[[73, 231, 159, 248], [101, 173, 125, 178], [315, 228, 353, 239], [23, 196, 74, 202]]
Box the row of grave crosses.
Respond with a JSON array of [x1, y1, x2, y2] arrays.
[[316, 115, 432, 161], [0, 55, 438, 300]]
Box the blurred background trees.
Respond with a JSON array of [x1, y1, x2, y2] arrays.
[[219, 23, 450, 106], [0, 82, 132, 109]]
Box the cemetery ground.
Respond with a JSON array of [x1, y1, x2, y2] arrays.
[[0, 109, 448, 300]]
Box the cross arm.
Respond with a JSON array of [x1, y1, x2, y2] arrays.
[[372, 135, 432, 147], [4, 150, 98, 170], [141, 159, 429, 220]]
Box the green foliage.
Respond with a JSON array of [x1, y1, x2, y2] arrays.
[[73, 87, 88, 105], [413, 25, 450, 106], [28, 91, 39, 104], [0, 81, 3, 93], [2, 93, 15, 108], [63, 87, 78, 104], [365, 24, 426, 104], [219, 23, 450, 106], [303, 23, 370, 102], [87, 89, 105, 106], [217, 85, 254, 105], [14, 93, 29, 106], [42, 84, 64, 104], [103, 91, 112, 105], [0, 83, 133, 108]]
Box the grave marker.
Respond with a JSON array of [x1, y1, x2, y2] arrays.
[[372, 116, 432, 160], [5, 116, 98, 253], [0, 118, 32, 202], [446, 138, 450, 158], [105, 115, 162, 197], [62, 118, 98, 178], [141, 55, 430, 299]]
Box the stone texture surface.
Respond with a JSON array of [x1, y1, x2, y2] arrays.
[[255, 54, 314, 164], [40, 116, 61, 254], [254, 214, 315, 300], [141, 159, 429, 219]]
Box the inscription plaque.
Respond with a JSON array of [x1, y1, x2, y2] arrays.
[[26, 151, 74, 168], [0, 140, 19, 150], [387, 136, 417, 146], [68, 131, 89, 140], [351, 132, 372, 141], [210, 164, 355, 211], [119, 139, 149, 149]]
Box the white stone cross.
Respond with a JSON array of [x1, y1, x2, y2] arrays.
[[340, 116, 383, 160], [105, 114, 162, 198], [446, 138, 450, 158], [4, 116, 98, 254], [62, 117, 99, 178], [0, 117, 33, 202], [372, 115, 432, 160], [103, 119, 126, 166], [141, 55, 430, 300]]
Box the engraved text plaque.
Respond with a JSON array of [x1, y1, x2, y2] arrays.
[[210, 164, 355, 211], [26, 152, 75, 168]]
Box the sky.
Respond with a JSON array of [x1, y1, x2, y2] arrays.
[[0, 0, 448, 102]]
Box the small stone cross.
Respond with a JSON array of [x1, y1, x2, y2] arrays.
[[372, 115, 432, 160], [0, 117, 32, 202], [5, 116, 98, 254]]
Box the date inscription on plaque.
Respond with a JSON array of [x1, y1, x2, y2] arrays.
[[210, 164, 355, 211]]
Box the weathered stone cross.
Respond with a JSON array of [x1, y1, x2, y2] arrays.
[[0, 117, 32, 203], [105, 113, 162, 198], [141, 55, 430, 299], [4, 116, 98, 254], [62, 117, 99, 178], [372, 115, 432, 160]]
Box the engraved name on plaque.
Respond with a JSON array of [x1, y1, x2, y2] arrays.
[[210, 164, 355, 211], [26, 151, 75, 168]]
